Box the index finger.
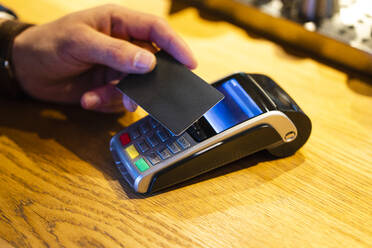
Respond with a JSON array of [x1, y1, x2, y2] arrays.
[[110, 7, 197, 69]]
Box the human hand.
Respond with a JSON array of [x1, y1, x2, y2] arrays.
[[12, 4, 197, 112]]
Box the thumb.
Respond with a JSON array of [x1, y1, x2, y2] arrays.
[[71, 28, 156, 73]]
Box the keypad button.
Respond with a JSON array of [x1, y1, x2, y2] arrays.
[[119, 133, 131, 146], [158, 148, 171, 160], [149, 118, 160, 128], [186, 118, 216, 142], [135, 158, 150, 172], [125, 145, 139, 159], [167, 129, 176, 137], [157, 130, 169, 142], [187, 128, 208, 142], [147, 135, 159, 147], [167, 142, 181, 154], [130, 128, 140, 140], [147, 153, 161, 165], [177, 136, 191, 149], [139, 123, 151, 134], [171, 132, 177, 137], [137, 140, 150, 152]]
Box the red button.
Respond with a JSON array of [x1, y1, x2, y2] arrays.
[[119, 133, 131, 146]]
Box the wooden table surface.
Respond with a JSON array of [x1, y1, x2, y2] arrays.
[[1, 1, 371, 247]]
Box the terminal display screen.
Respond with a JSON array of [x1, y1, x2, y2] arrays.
[[204, 78, 263, 133]]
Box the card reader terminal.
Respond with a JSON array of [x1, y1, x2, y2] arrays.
[[110, 73, 312, 194]]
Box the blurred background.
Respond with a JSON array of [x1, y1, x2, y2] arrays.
[[6, 0, 372, 76], [170, 0, 372, 76]]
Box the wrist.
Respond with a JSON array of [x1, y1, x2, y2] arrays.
[[0, 20, 33, 98]]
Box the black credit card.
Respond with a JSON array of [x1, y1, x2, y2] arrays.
[[116, 51, 224, 135]]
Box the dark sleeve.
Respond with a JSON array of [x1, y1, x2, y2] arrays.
[[0, 7, 33, 98]]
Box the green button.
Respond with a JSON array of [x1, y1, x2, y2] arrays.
[[135, 158, 150, 172]]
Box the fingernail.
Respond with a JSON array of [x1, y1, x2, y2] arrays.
[[130, 101, 138, 112], [133, 51, 155, 70], [82, 92, 101, 109]]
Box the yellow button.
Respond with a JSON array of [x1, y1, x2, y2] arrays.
[[125, 145, 139, 159]]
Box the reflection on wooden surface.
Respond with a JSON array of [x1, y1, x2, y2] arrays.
[[0, 0, 371, 247]]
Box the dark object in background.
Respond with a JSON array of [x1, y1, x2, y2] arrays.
[[178, 0, 372, 76], [282, 0, 339, 22]]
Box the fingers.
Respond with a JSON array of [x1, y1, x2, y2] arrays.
[[110, 8, 197, 69], [122, 93, 138, 112], [131, 40, 158, 54], [63, 6, 197, 73], [81, 84, 137, 113], [70, 29, 156, 74]]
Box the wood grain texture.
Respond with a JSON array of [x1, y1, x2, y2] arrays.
[[0, 1, 371, 247]]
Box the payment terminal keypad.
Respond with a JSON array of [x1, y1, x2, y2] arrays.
[[118, 116, 197, 173]]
